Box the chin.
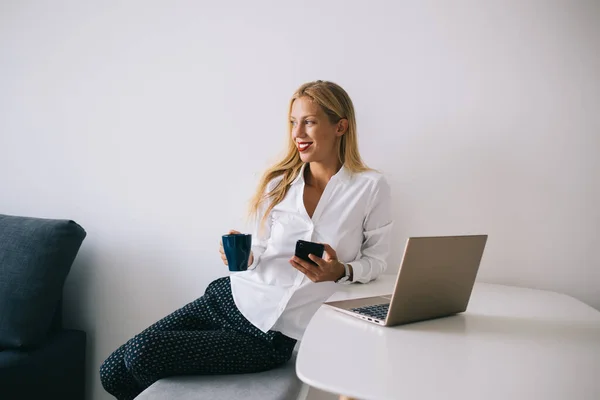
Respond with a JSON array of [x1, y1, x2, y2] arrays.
[[298, 153, 313, 163]]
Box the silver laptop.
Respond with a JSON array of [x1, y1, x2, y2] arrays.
[[324, 235, 488, 326]]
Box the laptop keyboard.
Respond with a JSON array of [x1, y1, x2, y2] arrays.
[[350, 303, 389, 320]]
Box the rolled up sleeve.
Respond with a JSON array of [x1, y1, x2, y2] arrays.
[[348, 175, 393, 283]]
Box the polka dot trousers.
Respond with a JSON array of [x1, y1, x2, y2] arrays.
[[99, 277, 297, 400]]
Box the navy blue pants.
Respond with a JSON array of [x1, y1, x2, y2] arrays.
[[99, 277, 297, 400]]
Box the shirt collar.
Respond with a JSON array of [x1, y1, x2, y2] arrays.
[[290, 163, 307, 186], [290, 163, 350, 186]]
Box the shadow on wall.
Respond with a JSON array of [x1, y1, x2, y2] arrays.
[[62, 241, 106, 400]]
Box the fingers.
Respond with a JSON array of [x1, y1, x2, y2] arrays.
[[308, 253, 326, 268], [228, 229, 241, 234], [290, 258, 318, 282], [322, 243, 337, 260], [219, 245, 228, 265], [292, 256, 317, 270]]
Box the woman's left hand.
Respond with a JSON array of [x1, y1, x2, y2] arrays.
[[289, 243, 345, 283]]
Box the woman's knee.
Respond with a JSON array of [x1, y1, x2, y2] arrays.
[[123, 332, 160, 373], [99, 357, 112, 385], [99, 346, 126, 390]]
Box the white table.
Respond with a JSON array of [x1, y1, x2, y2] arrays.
[[296, 275, 600, 400]]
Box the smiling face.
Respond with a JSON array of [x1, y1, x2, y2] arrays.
[[290, 96, 346, 164]]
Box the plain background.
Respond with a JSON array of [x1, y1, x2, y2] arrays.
[[1, 1, 599, 399]]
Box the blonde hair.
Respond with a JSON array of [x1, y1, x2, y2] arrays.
[[249, 80, 370, 226]]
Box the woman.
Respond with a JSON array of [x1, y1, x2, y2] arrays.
[[100, 80, 393, 400]]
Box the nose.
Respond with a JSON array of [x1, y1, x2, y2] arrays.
[[292, 124, 307, 140]]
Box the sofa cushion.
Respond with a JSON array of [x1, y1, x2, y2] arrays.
[[0, 214, 86, 349], [0, 349, 27, 368]]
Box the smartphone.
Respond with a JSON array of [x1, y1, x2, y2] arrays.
[[295, 240, 325, 266]]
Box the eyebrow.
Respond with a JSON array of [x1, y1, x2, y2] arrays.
[[290, 114, 318, 120]]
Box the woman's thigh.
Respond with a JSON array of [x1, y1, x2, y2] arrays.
[[140, 277, 230, 333], [124, 328, 292, 381]]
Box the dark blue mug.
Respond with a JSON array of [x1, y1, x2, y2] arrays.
[[222, 233, 252, 272]]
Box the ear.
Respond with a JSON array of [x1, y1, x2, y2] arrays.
[[336, 119, 348, 137]]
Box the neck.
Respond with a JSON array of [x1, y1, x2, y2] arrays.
[[305, 160, 342, 190]]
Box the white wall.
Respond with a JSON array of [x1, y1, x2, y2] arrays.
[[1, 1, 599, 399]]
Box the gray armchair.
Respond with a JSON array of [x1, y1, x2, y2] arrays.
[[0, 214, 87, 400]]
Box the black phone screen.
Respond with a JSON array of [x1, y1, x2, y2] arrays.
[[295, 240, 325, 265]]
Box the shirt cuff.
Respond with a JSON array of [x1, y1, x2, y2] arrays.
[[336, 263, 353, 285], [348, 261, 365, 283]]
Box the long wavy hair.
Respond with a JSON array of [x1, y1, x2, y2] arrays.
[[249, 80, 370, 227]]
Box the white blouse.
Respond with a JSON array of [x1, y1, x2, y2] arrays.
[[230, 163, 393, 340]]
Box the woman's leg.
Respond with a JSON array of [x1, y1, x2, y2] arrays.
[[99, 277, 296, 400], [124, 328, 294, 388], [99, 342, 140, 400], [100, 280, 221, 400]]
